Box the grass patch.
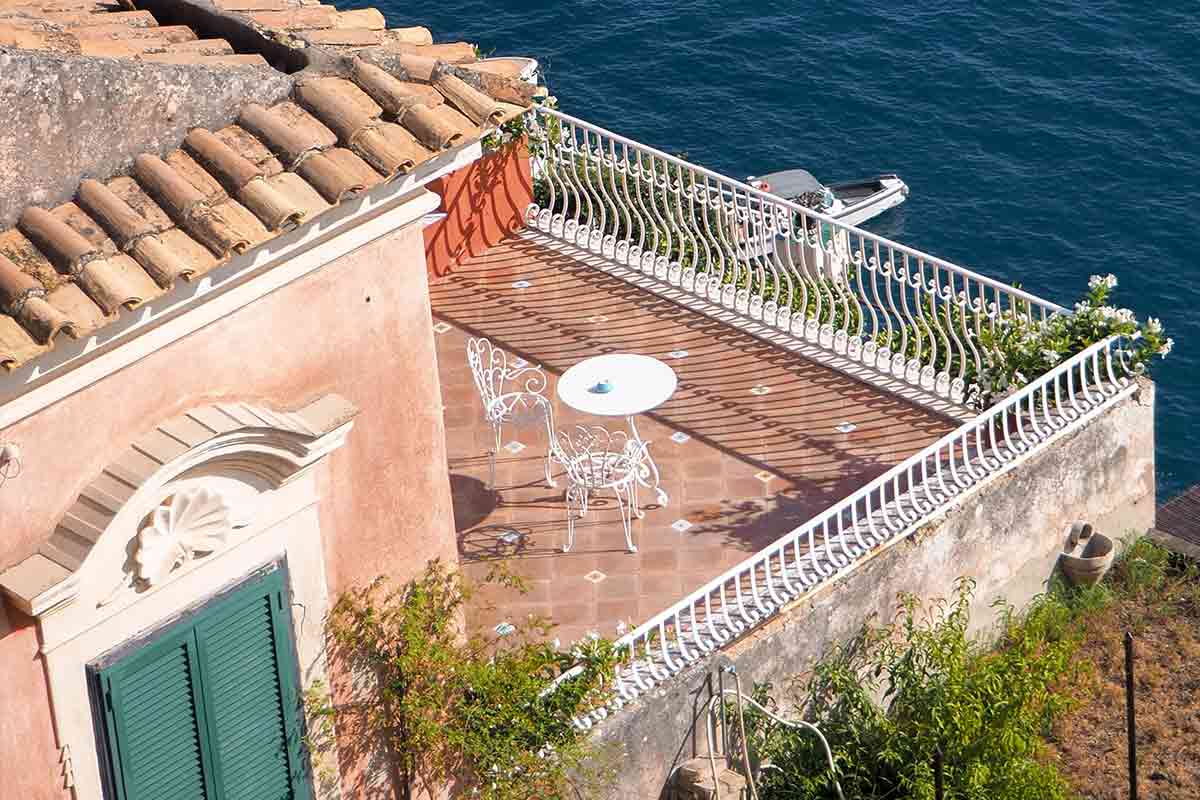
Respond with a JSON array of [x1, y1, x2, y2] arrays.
[[1045, 537, 1200, 799]]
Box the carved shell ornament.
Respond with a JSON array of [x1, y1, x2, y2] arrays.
[[135, 487, 233, 586]]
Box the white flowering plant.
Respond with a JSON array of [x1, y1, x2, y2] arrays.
[[971, 274, 1171, 407]]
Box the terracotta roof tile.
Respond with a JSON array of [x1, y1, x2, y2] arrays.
[[52, 202, 118, 257], [157, 227, 219, 277], [269, 101, 340, 150], [334, 8, 384, 30], [105, 177, 175, 233], [139, 51, 270, 66], [0, 229, 66, 291], [165, 149, 230, 204], [294, 150, 367, 202], [385, 41, 475, 64], [349, 59, 443, 114], [247, 5, 336, 30], [0, 315, 47, 369], [211, 0, 291, 10], [134, 154, 251, 258], [265, 171, 330, 219], [39, 9, 157, 28], [400, 103, 464, 151], [66, 23, 197, 42], [44, 282, 105, 333], [184, 128, 261, 191], [380, 25, 431, 46], [164, 37, 235, 55], [77, 37, 152, 57], [433, 72, 504, 126], [0, 0, 543, 370], [214, 124, 285, 176], [301, 26, 380, 48], [0, 21, 81, 53], [209, 198, 271, 246]]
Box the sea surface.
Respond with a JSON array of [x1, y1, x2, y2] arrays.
[[364, 0, 1200, 500]]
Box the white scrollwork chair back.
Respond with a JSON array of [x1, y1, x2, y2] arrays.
[[551, 425, 650, 553], [466, 337, 555, 488]]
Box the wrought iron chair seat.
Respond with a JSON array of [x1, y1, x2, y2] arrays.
[[553, 425, 650, 553], [467, 338, 556, 489]]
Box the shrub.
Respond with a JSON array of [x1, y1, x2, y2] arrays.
[[741, 578, 1084, 800], [308, 560, 618, 800]]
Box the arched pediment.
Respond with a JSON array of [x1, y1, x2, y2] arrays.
[[0, 394, 357, 617]]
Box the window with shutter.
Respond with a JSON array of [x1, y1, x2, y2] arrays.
[[94, 570, 310, 800]]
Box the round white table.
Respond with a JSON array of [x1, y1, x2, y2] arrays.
[[557, 353, 677, 506]]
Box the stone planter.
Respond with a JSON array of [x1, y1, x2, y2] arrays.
[[1060, 522, 1115, 586]]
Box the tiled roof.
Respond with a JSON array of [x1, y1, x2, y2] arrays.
[[0, 1, 540, 372], [0, 0, 271, 67]]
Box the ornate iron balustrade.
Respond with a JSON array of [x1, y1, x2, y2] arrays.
[[574, 335, 1136, 728], [525, 107, 1065, 405]]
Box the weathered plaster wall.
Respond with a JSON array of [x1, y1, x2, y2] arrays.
[[592, 381, 1156, 800], [0, 220, 456, 799], [0, 603, 66, 800], [0, 47, 294, 227], [423, 141, 534, 278]]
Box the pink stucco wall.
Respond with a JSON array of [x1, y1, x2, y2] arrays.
[[0, 219, 457, 798]]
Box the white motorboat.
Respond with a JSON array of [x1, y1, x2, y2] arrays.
[[746, 169, 909, 227]]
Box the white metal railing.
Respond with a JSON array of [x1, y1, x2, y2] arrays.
[[573, 335, 1136, 727], [525, 107, 1066, 406]]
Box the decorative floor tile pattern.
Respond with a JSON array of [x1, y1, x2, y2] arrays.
[[432, 236, 956, 646]]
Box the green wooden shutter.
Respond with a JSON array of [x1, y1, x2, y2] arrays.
[[98, 569, 309, 800], [99, 626, 217, 800], [195, 570, 308, 800]]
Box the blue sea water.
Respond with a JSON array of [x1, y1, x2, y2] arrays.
[[365, 0, 1200, 499]]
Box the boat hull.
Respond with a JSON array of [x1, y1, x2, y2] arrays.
[[827, 174, 909, 226]]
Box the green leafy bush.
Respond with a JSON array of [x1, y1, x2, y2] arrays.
[[741, 578, 1085, 800], [308, 560, 618, 800]]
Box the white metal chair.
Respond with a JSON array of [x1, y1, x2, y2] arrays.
[[551, 425, 650, 553], [466, 337, 555, 489]]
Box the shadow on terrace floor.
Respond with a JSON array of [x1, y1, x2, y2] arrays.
[[431, 235, 956, 645]]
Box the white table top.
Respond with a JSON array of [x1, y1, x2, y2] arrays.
[[557, 353, 678, 417]]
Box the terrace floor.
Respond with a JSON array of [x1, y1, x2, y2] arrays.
[[431, 234, 957, 646]]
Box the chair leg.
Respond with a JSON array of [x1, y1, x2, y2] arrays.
[[615, 484, 637, 553], [542, 410, 557, 488], [564, 485, 586, 553], [489, 423, 502, 489]]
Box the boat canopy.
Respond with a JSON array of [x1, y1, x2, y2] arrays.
[[753, 169, 823, 198]]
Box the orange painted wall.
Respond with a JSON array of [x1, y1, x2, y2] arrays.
[[423, 141, 534, 279], [0, 220, 457, 799]]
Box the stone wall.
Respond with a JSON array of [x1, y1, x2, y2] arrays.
[[0, 47, 293, 227], [592, 380, 1156, 799]]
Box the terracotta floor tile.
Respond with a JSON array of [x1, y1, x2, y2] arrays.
[[433, 236, 955, 644]]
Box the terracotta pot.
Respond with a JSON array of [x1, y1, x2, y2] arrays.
[[1060, 523, 1115, 586]]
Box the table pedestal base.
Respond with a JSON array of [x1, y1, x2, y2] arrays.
[[627, 415, 668, 513]]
